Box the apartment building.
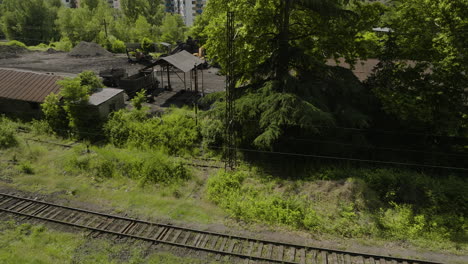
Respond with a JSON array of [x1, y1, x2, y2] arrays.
[[165, 0, 206, 26]]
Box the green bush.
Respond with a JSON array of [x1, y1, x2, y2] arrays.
[[0, 40, 27, 48], [206, 170, 322, 230], [104, 107, 200, 155], [141, 37, 153, 53], [0, 117, 18, 148], [18, 161, 34, 174], [64, 145, 190, 185], [111, 39, 126, 53], [28, 43, 49, 51], [49, 38, 73, 52]]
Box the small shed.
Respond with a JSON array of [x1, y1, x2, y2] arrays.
[[88, 88, 125, 118]]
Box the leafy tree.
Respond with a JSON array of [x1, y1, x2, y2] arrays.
[[160, 14, 186, 44], [201, 0, 377, 149], [367, 0, 468, 137], [121, 0, 164, 26], [121, 0, 148, 22], [80, 0, 100, 10], [0, 0, 61, 45], [131, 90, 147, 110], [56, 0, 114, 45], [42, 71, 104, 134], [130, 15, 154, 42]]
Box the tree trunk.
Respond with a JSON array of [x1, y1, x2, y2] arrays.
[[275, 0, 291, 89]]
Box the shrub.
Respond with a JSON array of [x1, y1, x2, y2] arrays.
[[0, 116, 18, 148], [18, 161, 34, 174], [141, 37, 153, 53], [0, 40, 27, 48], [28, 43, 49, 51], [111, 39, 126, 53], [49, 38, 72, 52], [64, 145, 190, 185], [104, 107, 200, 155], [206, 170, 322, 229]]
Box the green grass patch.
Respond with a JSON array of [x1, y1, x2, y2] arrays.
[[0, 221, 81, 263], [105, 107, 200, 155], [206, 167, 468, 253], [63, 145, 190, 185], [0, 116, 18, 149], [0, 221, 228, 263], [0, 128, 225, 224]]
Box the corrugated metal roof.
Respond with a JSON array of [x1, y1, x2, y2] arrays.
[[149, 50, 204, 72], [88, 88, 124, 106], [0, 69, 63, 103]]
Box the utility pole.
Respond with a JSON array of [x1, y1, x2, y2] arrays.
[[225, 11, 236, 170], [102, 19, 109, 39]]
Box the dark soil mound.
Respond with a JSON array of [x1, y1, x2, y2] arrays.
[[69, 42, 112, 57], [0, 45, 28, 59]]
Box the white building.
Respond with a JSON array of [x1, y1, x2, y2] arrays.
[[165, 0, 206, 26]]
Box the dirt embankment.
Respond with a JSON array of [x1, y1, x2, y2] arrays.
[[69, 42, 112, 57], [0, 45, 27, 59]]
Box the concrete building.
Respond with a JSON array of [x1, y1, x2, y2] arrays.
[[0, 69, 125, 119], [165, 0, 206, 26]]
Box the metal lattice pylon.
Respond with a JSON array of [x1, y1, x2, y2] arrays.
[[225, 11, 236, 170]]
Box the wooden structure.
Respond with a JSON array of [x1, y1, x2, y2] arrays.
[[143, 50, 205, 94]]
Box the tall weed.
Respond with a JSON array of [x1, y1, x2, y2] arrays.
[[0, 116, 18, 148], [63, 145, 190, 185], [105, 107, 199, 155], [207, 170, 322, 230]]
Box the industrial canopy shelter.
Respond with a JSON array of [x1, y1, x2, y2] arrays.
[[144, 50, 205, 93]]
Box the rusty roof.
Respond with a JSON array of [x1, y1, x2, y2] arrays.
[[326, 58, 380, 81], [0, 69, 63, 103], [144, 50, 205, 72]]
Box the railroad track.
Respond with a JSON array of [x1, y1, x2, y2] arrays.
[[0, 192, 440, 264]]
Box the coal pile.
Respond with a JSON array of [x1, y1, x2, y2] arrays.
[[0, 45, 28, 59], [69, 41, 112, 57]]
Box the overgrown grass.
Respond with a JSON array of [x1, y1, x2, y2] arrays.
[[104, 107, 200, 155], [0, 125, 224, 224], [0, 39, 73, 52], [0, 221, 81, 263], [0, 221, 228, 263], [0, 116, 18, 148], [0, 40, 27, 49], [206, 166, 468, 252], [63, 145, 190, 185]]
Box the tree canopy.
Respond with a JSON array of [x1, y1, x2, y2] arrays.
[[1, 0, 61, 45], [368, 0, 468, 137], [200, 0, 381, 149]]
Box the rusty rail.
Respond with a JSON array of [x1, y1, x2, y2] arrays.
[[0, 192, 441, 264]]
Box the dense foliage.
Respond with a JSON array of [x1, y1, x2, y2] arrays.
[[64, 145, 190, 185], [0, 116, 18, 148], [104, 107, 200, 155], [197, 0, 467, 164], [0, 0, 187, 51], [42, 71, 104, 134], [207, 167, 467, 247]]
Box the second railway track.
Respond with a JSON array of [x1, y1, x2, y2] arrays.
[[0, 192, 440, 264]]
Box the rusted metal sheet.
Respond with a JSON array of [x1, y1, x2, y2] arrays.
[[0, 69, 62, 103], [144, 50, 205, 73]]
